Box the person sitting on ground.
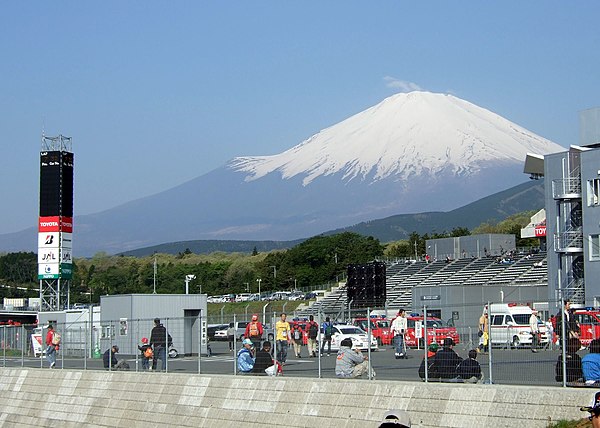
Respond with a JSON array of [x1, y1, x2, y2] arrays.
[[335, 338, 375, 378], [583, 339, 600, 384], [378, 409, 411, 428], [431, 338, 462, 379], [237, 338, 255, 374], [103, 345, 129, 370], [252, 341, 275, 374], [418, 343, 439, 380], [556, 337, 583, 383], [456, 349, 482, 383]]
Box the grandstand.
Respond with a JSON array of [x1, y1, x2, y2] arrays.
[[296, 252, 548, 318]]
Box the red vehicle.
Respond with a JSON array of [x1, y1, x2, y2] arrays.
[[403, 316, 460, 347], [352, 317, 393, 345], [572, 308, 600, 346]]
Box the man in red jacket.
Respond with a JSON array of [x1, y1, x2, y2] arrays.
[[245, 314, 264, 349]]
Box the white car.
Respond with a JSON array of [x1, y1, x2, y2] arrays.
[[326, 325, 378, 352]]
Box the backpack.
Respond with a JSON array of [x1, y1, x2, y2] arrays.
[[324, 323, 333, 338], [249, 322, 260, 337], [52, 332, 62, 345], [308, 322, 319, 339], [293, 328, 302, 340], [144, 347, 153, 358]]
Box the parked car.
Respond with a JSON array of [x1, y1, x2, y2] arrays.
[[322, 324, 378, 352], [207, 324, 228, 340], [573, 308, 600, 346], [235, 293, 253, 302], [402, 316, 460, 347], [352, 317, 393, 345]]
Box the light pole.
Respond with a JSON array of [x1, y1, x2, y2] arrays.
[[244, 282, 249, 292], [270, 266, 277, 289], [185, 274, 196, 295], [414, 241, 418, 260], [256, 278, 262, 297]]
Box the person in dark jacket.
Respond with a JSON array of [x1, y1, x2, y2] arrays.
[[555, 299, 580, 344], [457, 349, 482, 382], [103, 345, 128, 370], [431, 338, 462, 379], [252, 341, 275, 374], [556, 337, 583, 383], [149, 318, 171, 371], [418, 343, 439, 380]]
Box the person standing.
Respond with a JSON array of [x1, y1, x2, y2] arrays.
[[227, 323, 235, 352], [306, 315, 319, 358], [275, 313, 291, 364], [245, 314, 264, 350], [478, 312, 489, 353], [45, 324, 58, 368], [321, 317, 334, 356], [530, 310, 540, 353], [137, 337, 152, 371], [390, 310, 407, 359], [149, 318, 171, 371], [556, 299, 580, 344], [290, 321, 304, 358]]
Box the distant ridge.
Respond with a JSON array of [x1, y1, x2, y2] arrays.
[[122, 180, 544, 256]]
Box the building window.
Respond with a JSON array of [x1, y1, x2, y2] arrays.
[[588, 179, 600, 206], [591, 234, 600, 260]]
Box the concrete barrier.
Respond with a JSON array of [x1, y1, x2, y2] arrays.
[[0, 368, 592, 427]]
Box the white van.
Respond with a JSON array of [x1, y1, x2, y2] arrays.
[[486, 303, 548, 348]]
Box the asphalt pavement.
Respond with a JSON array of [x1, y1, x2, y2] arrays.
[[2, 340, 566, 386]]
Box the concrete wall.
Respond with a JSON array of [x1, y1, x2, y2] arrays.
[[0, 368, 592, 427]]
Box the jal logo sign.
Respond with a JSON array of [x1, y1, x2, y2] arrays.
[[38, 250, 58, 264], [61, 250, 72, 263]]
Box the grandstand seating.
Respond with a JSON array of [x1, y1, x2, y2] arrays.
[[296, 252, 548, 318]]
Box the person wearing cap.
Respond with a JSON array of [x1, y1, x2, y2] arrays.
[[335, 338, 375, 378], [456, 349, 482, 383], [245, 314, 264, 350], [237, 338, 255, 373], [431, 338, 462, 379], [529, 309, 540, 353], [418, 343, 439, 380], [581, 391, 600, 427], [45, 324, 58, 368], [137, 337, 152, 371], [390, 309, 408, 359], [378, 410, 411, 428], [103, 345, 128, 370], [583, 339, 600, 384]]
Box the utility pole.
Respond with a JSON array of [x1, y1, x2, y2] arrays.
[[256, 278, 262, 297], [414, 241, 418, 260], [270, 266, 277, 289]]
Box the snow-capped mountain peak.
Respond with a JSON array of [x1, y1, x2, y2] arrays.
[[229, 91, 563, 185]]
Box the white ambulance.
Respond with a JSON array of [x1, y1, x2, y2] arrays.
[[486, 303, 548, 348]]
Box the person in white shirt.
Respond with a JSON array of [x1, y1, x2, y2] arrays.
[[530, 310, 540, 353], [391, 309, 408, 359]]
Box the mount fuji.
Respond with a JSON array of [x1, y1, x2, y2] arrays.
[[0, 91, 564, 256]]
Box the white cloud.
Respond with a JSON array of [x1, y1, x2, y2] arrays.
[[383, 76, 422, 92]]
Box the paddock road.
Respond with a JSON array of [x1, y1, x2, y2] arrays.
[[1, 340, 567, 386]]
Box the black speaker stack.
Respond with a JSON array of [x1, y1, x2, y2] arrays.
[[346, 262, 386, 308]]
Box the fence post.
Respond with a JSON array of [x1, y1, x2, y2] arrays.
[[317, 310, 322, 379], [487, 301, 493, 384], [165, 318, 169, 373], [198, 314, 202, 374], [560, 300, 567, 388], [21, 325, 25, 367], [60, 321, 64, 369], [84, 321, 88, 371], [367, 307, 372, 380], [109, 321, 113, 371], [424, 305, 428, 383], [233, 313, 237, 375]]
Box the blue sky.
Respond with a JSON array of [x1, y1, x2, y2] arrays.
[[1, 2, 599, 234]]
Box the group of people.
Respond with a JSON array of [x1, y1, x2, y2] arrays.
[[418, 338, 482, 382], [103, 318, 172, 371]]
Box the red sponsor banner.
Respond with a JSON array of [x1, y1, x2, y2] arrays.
[[38, 216, 60, 232], [534, 226, 546, 237], [38, 216, 73, 233]]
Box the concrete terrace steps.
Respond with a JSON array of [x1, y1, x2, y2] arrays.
[[0, 368, 590, 428]]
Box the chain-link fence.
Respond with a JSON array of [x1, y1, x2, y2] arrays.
[[1, 300, 594, 388]]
